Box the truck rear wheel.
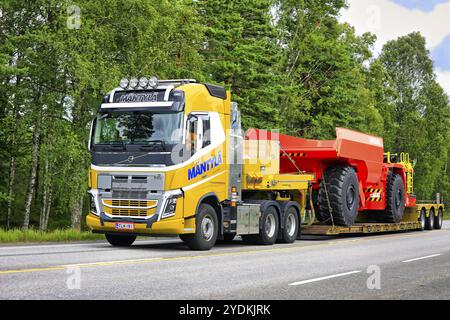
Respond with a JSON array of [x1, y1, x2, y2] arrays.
[[256, 206, 279, 245], [318, 166, 360, 227], [434, 208, 444, 230], [384, 172, 405, 223], [184, 203, 218, 251], [105, 234, 136, 247], [281, 206, 299, 243], [425, 208, 435, 230]]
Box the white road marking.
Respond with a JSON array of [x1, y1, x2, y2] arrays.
[[289, 270, 362, 286], [402, 254, 442, 263]]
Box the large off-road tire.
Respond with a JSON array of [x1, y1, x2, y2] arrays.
[[280, 206, 300, 243], [184, 203, 218, 251], [434, 208, 444, 230], [105, 234, 136, 247], [318, 166, 360, 227], [425, 208, 435, 231], [384, 172, 405, 223]]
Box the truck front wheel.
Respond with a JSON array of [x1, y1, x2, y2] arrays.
[[185, 203, 218, 251], [105, 234, 136, 247]]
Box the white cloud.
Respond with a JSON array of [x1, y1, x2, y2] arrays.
[[436, 69, 450, 95], [341, 0, 450, 95]]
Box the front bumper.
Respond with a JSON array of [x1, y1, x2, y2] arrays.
[[86, 213, 194, 236]]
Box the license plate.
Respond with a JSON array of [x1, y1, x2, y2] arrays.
[[115, 222, 135, 231]]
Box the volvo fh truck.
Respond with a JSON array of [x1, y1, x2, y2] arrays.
[[86, 77, 444, 250]]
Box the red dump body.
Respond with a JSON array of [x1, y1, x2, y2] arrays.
[[246, 128, 415, 211]]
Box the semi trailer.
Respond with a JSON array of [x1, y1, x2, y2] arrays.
[[86, 77, 445, 250]]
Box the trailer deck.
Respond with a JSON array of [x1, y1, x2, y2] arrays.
[[302, 221, 421, 235]]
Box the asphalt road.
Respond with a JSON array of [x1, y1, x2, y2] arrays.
[[0, 221, 450, 300]]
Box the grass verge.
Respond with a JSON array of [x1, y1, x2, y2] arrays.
[[0, 228, 104, 244]]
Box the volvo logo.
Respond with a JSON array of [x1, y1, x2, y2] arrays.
[[127, 156, 135, 163]]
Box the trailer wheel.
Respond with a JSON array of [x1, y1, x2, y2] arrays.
[[256, 206, 279, 245], [318, 166, 360, 227], [281, 206, 300, 243], [418, 209, 426, 231], [434, 208, 444, 230], [384, 172, 405, 223], [105, 234, 136, 247], [184, 203, 218, 251], [425, 208, 435, 231]]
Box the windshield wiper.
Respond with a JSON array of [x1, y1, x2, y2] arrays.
[[139, 140, 166, 152], [103, 140, 126, 151]]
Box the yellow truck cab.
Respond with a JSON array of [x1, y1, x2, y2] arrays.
[[87, 77, 313, 250]]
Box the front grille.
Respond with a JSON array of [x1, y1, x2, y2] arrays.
[[112, 190, 148, 200], [111, 208, 148, 217], [103, 199, 158, 218], [111, 200, 150, 208]]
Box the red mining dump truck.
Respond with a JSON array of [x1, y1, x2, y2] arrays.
[[249, 127, 445, 236]]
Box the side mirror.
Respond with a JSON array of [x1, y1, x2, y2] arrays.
[[88, 119, 95, 151]]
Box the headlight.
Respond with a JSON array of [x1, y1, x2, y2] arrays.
[[119, 78, 129, 89], [149, 76, 159, 89], [129, 78, 139, 89], [161, 196, 179, 219], [139, 77, 149, 88], [90, 195, 98, 215]]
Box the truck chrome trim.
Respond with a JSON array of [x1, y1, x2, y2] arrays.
[[101, 199, 158, 210]]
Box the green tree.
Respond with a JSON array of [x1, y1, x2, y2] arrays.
[[197, 0, 281, 129], [274, 0, 383, 139], [378, 32, 450, 199]]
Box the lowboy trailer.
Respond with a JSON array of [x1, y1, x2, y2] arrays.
[[86, 77, 445, 250]]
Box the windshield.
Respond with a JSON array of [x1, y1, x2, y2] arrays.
[[93, 111, 183, 147]]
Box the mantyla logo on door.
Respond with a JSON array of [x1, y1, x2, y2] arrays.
[[188, 152, 223, 181]]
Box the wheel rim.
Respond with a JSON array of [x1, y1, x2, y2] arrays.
[[201, 215, 214, 242], [346, 185, 355, 210], [286, 211, 297, 237], [430, 211, 435, 226], [265, 214, 276, 238]]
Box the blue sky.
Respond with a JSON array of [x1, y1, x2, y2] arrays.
[[390, 0, 450, 12], [433, 35, 450, 71], [389, 0, 450, 72]]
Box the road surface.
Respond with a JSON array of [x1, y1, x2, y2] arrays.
[[0, 221, 449, 300]]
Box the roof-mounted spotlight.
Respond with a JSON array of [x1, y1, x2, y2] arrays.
[[119, 78, 129, 89], [148, 76, 159, 89], [139, 77, 149, 88], [129, 78, 139, 89]]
